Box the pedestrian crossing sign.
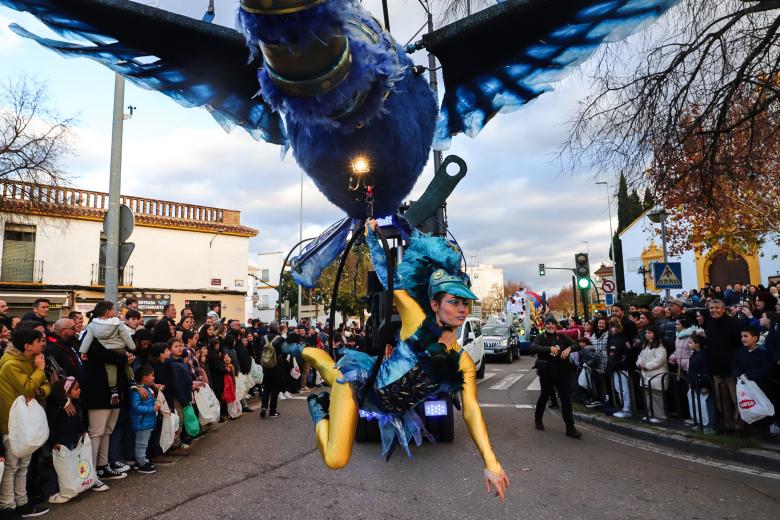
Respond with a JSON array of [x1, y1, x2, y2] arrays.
[[652, 262, 683, 289]]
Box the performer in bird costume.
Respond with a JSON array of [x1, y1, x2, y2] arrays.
[[283, 219, 510, 500]]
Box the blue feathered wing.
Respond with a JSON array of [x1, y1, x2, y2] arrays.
[[424, 0, 681, 148], [1, 0, 287, 146]]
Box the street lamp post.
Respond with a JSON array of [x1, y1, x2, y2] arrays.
[[647, 208, 670, 300], [595, 181, 615, 268]]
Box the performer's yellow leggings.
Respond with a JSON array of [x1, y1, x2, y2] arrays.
[[303, 347, 357, 469]]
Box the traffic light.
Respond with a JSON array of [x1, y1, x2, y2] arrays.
[[575, 252, 591, 289], [538, 263, 545, 276]]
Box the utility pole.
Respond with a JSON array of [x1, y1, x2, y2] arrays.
[[105, 73, 125, 305], [426, 3, 442, 173], [298, 170, 303, 323]]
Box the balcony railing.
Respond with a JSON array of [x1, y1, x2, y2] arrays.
[[1, 180, 241, 225], [91, 264, 133, 287], [0, 259, 44, 283]]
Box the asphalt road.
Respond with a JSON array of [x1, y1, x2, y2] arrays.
[[52, 355, 780, 520]]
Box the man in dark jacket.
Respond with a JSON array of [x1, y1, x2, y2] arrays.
[[531, 317, 581, 438], [151, 304, 176, 343], [704, 299, 742, 431], [21, 298, 50, 328], [259, 321, 287, 418], [611, 303, 637, 343], [46, 319, 83, 382]]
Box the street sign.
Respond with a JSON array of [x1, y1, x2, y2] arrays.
[[602, 279, 615, 293], [605, 293, 615, 306], [99, 242, 135, 271], [653, 262, 683, 289], [103, 204, 135, 243], [590, 303, 607, 311], [211, 278, 222, 286]]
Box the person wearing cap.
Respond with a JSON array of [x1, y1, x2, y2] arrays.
[[531, 316, 582, 438], [281, 221, 510, 502]]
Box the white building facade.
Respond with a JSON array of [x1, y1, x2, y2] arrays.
[[247, 251, 284, 323], [0, 180, 257, 322], [467, 260, 504, 303], [620, 209, 780, 294]]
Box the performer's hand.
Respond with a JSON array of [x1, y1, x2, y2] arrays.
[[484, 468, 510, 502], [550, 345, 560, 356]]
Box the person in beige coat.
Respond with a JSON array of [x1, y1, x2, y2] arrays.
[[636, 326, 669, 422]]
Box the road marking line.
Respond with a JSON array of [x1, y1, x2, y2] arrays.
[[478, 373, 497, 384], [526, 377, 541, 391], [480, 403, 534, 409], [489, 373, 525, 390], [597, 430, 780, 481]]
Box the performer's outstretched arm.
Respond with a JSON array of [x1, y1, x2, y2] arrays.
[[459, 351, 511, 501]]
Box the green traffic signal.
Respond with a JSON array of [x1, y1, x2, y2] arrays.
[[577, 277, 591, 290], [539, 263, 545, 276]]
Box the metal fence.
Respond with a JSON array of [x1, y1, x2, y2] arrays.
[[575, 365, 780, 435]]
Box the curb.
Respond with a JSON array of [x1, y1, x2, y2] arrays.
[[573, 411, 780, 472]]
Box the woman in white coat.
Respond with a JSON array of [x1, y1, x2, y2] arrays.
[[636, 326, 669, 423]]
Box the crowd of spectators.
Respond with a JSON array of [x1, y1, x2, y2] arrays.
[[556, 281, 780, 437], [0, 297, 366, 519]]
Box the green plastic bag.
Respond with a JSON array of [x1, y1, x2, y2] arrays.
[[182, 404, 201, 437]]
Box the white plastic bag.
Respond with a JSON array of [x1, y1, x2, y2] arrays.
[[8, 396, 49, 458], [737, 375, 775, 424], [52, 435, 96, 498], [249, 360, 264, 386], [156, 392, 177, 453], [578, 369, 591, 391], [687, 389, 710, 426], [193, 385, 220, 426], [227, 399, 242, 419], [235, 373, 248, 401], [290, 357, 301, 380]]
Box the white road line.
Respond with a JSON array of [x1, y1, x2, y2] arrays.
[[597, 429, 780, 481], [526, 377, 541, 391], [480, 403, 534, 409], [478, 372, 497, 384], [489, 373, 525, 390]]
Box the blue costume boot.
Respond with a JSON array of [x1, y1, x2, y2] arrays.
[[307, 392, 330, 425]]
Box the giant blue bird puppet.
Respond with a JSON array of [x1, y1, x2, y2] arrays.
[[0, 0, 680, 286]]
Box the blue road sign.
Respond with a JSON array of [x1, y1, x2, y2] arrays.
[[605, 293, 614, 306], [653, 262, 683, 289]]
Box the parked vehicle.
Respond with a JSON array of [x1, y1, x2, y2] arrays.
[[457, 317, 485, 378], [482, 323, 518, 363]]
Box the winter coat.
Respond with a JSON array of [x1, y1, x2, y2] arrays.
[[687, 350, 711, 391], [45, 334, 83, 382], [531, 332, 578, 381], [129, 385, 157, 431], [704, 315, 742, 377], [168, 356, 194, 406], [150, 359, 174, 409], [732, 347, 773, 382], [49, 398, 87, 450], [81, 340, 131, 410], [669, 326, 700, 373], [80, 317, 135, 354], [206, 347, 228, 399], [20, 311, 48, 328], [591, 330, 609, 370], [234, 342, 252, 375], [607, 333, 632, 371], [636, 346, 669, 390], [0, 346, 52, 434], [258, 333, 286, 376]]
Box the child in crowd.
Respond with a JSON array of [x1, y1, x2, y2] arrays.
[[79, 301, 136, 405], [733, 327, 778, 433], [48, 377, 94, 503], [130, 366, 159, 475], [636, 326, 669, 423], [687, 334, 715, 434]]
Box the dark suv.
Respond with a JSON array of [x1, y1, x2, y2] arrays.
[[482, 323, 518, 363]]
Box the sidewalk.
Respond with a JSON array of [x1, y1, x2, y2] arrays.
[[572, 407, 780, 472]]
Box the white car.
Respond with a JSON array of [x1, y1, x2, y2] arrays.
[[457, 317, 485, 379]]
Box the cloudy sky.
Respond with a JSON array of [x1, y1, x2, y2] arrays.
[[0, 0, 626, 294]]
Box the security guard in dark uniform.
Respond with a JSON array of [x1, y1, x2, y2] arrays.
[[531, 316, 582, 438]]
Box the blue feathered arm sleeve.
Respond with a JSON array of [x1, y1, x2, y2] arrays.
[[366, 226, 393, 290]]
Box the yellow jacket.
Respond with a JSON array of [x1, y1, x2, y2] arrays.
[[0, 347, 51, 435]]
